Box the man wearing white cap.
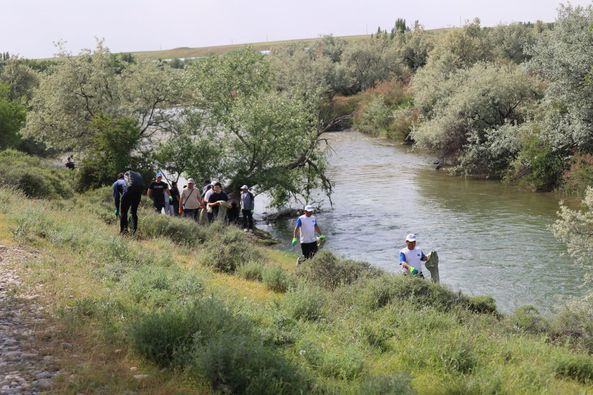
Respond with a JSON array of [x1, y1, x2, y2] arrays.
[[399, 233, 428, 277], [179, 178, 201, 221], [292, 205, 325, 260]]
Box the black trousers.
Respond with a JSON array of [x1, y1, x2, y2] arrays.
[[242, 209, 254, 229], [301, 242, 318, 259], [153, 201, 165, 213], [120, 190, 142, 234]]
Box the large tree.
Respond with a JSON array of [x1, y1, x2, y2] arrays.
[[161, 48, 334, 206], [21, 42, 180, 152]]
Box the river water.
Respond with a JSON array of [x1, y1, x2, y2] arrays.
[[259, 130, 587, 313]]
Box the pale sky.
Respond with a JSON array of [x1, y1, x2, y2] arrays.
[[1, 0, 591, 58]]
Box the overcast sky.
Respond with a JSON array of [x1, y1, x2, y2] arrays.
[[1, 0, 590, 58]]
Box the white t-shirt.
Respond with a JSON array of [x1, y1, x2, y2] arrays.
[[399, 246, 426, 273], [295, 215, 317, 244]]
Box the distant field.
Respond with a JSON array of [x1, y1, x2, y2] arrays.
[[132, 34, 371, 59]]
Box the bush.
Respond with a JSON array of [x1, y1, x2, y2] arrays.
[[238, 261, 265, 281], [129, 299, 247, 368], [438, 339, 477, 374], [140, 210, 209, 246], [298, 250, 381, 290], [262, 266, 292, 293], [466, 295, 497, 314], [201, 224, 263, 273], [358, 374, 416, 395], [283, 286, 325, 321], [509, 305, 550, 334], [550, 297, 593, 353], [358, 275, 469, 312], [191, 332, 305, 394], [554, 353, 593, 383], [0, 149, 74, 199]]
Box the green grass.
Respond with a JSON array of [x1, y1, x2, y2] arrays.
[[1, 186, 593, 394]]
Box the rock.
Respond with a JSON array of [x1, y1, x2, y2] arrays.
[[33, 378, 53, 389], [133, 374, 150, 380], [62, 342, 73, 350]]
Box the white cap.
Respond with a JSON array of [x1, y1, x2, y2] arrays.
[[240, 185, 249, 190], [405, 233, 417, 242], [187, 178, 195, 184], [304, 205, 315, 212]]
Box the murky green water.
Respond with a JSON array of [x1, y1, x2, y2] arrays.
[[260, 130, 587, 313]]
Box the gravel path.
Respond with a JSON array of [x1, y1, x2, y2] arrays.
[[0, 245, 59, 394]]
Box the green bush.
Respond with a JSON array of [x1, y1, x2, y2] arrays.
[[140, 209, 209, 246], [438, 339, 477, 374], [298, 250, 381, 290], [122, 266, 202, 308], [550, 302, 593, 353], [262, 266, 292, 293], [0, 149, 74, 199], [509, 305, 550, 334], [190, 332, 305, 395], [554, 353, 593, 383], [466, 295, 497, 314], [358, 374, 416, 395], [129, 299, 246, 368], [283, 286, 325, 321], [238, 261, 265, 281], [202, 224, 263, 273]]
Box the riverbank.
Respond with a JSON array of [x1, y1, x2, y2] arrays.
[[1, 187, 592, 393]]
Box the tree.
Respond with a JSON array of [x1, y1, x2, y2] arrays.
[[0, 58, 39, 101], [21, 41, 180, 152], [0, 81, 26, 150], [178, 48, 333, 206], [529, 4, 593, 153]]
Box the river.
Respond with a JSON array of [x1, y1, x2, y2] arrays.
[[258, 130, 587, 314]]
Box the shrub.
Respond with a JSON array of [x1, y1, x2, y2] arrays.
[[283, 286, 325, 321], [0, 149, 74, 199], [438, 338, 478, 374], [122, 266, 202, 308], [358, 374, 416, 395], [509, 305, 550, 334], [550, 297, 593, 353], [466, 295, 497, 314], [298, 250, 381, 290], [201, 224, 263, 273], [190, 332, 305, 395], [554, 353, 593, 383], [238, 261, 264, 281], [140, 209, 209, 246], [562, 153, 593, 195], [262, 266, 292, 293], [129, 299, 246, 367], [359, 320, 395, 352]]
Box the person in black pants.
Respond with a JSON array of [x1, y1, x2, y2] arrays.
[[170, 181, 180, 216], [240, 185, 255, 231], [113, 171, 144, 234], [148, 173, 168, 214]]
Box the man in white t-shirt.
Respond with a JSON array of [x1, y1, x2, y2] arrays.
[[179, 178, 202, 221], [399, 233, 428, 278], [292, 205, 325, 260]]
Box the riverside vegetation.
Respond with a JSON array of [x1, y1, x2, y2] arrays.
[[0, 156, 593, 393]]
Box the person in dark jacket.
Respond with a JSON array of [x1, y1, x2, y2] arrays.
[[240, 185, 255, 231], [113, 171, 144, 234], [170, 181, 180, 216]]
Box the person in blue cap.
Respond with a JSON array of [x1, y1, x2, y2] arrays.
[[147, 172, 169, 214]]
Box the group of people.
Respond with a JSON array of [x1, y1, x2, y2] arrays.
[[113, 171, 436, 280], [113, 171, 256, 235]]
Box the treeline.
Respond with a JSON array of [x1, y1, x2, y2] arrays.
[[268, 5, 593, 194]]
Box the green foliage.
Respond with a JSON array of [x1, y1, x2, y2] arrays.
[[191, 332, 305, 394], [201, 224, 263, 273], [466, 295, 497, 314], [0, 149, 73, 199], [507, 132, 565, 191], [549, 294, 593, 353], [139, 209, 209, 246], [297, 250, 381, 290], [554, 353, 593, 383], [358, 374, 415, 395], [561, 154, 593, 195], [262, 266, 292, 293], [237, 261, 264, 281], [283, 285, 325, 321], [509, 305, 550, 334], [77, 114, 147, 190], [0, 81, 26, 149]]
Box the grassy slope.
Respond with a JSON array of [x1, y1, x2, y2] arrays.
[[0, 187, 592, 394]]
